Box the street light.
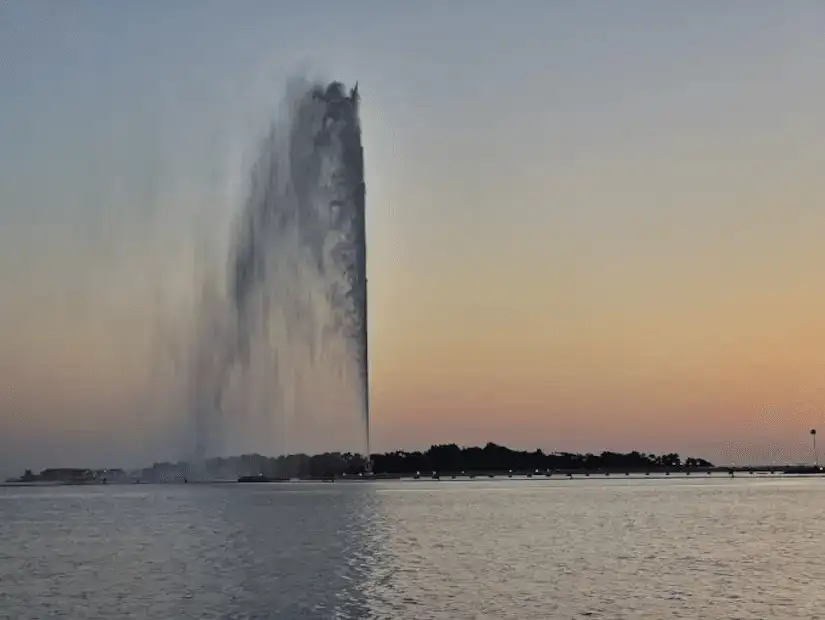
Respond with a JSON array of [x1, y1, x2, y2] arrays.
[[811, 429, 818, 468]]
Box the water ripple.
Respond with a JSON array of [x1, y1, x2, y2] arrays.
[[3, 479, 825, 618]]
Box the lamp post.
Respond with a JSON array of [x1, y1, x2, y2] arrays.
[[811, 429, 818, 468]]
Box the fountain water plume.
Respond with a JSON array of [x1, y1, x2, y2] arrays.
[[186, 79, 369, 464]]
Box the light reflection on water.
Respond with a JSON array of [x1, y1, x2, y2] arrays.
[[2, 478, 825, 618]]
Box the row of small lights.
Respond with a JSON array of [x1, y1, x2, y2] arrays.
[[346, 429, 823, 475]]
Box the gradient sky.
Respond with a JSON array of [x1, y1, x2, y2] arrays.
[[2, 1, 825, 474]]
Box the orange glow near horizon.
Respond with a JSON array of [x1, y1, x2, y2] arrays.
[[3, 2, 825, 472]]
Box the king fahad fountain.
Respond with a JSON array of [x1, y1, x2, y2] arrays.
[[184, 80, 370, 476]]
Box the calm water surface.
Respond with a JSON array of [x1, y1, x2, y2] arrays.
[[2, 477, 825, 619]]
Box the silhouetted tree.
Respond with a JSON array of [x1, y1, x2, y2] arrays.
[[136, 444, 714, 480]]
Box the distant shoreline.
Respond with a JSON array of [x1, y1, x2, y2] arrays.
[[4, 465, 823, 487], [7, 443, 823, 485]]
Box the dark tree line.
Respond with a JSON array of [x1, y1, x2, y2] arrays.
[[138, 443, 713, 481], [140, 452, 370, 482], [370, 443, 713, 474]]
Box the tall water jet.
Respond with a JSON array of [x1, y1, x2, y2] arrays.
[[187, 79, 369, 462]]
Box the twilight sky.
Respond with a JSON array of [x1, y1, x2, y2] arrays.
[[2, 1, 825, 473]]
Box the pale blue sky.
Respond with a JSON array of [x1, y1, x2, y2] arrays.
[[2, 1, 825, 473]]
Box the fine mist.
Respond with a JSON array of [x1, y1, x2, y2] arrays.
[[185, 80, 368, 464]]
